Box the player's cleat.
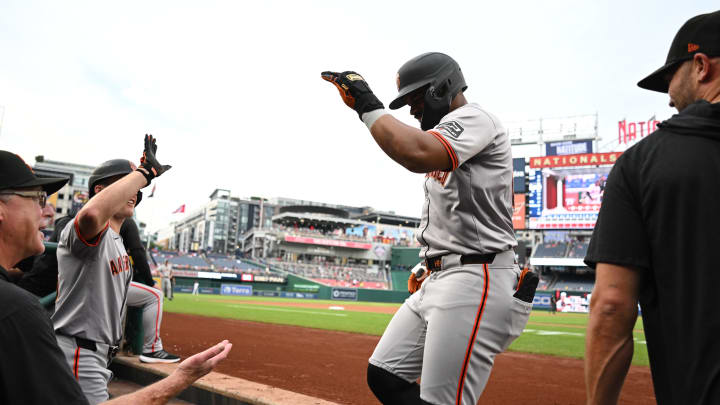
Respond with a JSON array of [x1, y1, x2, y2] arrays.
[[139, 350, 181, 364]]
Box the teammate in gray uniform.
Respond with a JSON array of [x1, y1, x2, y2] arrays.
[[159, 259, 174, 300], [323, 53, 538, 405], [53, 135, 171, 404]]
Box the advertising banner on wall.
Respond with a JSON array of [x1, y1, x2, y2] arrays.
[[545, 140, 593, 156], [512, 194, 526, 230], [331, 287, 358, 301], [530, 152, 621, 169], [555, 291, 592, 313], [221, 284, 253, 296]]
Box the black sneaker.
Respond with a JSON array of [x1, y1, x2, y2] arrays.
[[139, 350, 181, 364]]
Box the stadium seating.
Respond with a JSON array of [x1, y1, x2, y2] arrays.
[[268, 259, 388, 289], [532, 242, 569, 258], [551, 272, 595, 292], [567, 241, 589, 258]]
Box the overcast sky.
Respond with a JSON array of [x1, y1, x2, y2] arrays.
[[1, 1, 717, 232]]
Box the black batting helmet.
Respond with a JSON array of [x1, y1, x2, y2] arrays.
[[389, 52, 467, 130], [88, 159, 142, 206]]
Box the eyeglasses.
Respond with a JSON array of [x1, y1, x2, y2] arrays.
[[0, 190, 47, 208]]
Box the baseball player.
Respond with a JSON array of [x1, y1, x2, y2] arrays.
[[158, 259, 174, 300], [121, 219, 180, 363], [52, 135, 171, 404], [322, 53, 538, 405]]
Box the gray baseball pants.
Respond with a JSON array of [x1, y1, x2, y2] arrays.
[[369, 250, 532, 405], [56, 334, 113, 405], [127, 281, 164, 353]]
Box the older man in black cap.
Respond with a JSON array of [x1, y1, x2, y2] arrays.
[[585, 10, 720, 405], [0, 150, 232, 404]]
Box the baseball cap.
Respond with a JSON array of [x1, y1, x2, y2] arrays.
[[0, 150, 68, 194], [638, 10, 720, 93]]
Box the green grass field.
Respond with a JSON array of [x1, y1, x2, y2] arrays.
[[164, 293, 649, 366]]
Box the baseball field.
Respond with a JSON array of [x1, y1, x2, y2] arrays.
[[159, 293, 654, 404]]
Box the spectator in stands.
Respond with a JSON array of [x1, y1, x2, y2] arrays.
[[585, 11, 720, 405], [159, 259, 174, 300], [0, 150, 232, 404]]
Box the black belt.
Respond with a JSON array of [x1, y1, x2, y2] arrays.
[[425, 253, 497, 272], [64, 335, 119, 364]]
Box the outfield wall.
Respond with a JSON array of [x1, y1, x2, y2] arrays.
[[173, 274, 410, 303]]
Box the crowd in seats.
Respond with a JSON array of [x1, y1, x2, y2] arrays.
[[567, 240, 589, 258], [552, 272, 595, 292], [536, 272, 556, 290], [268, 259, 388, 288], [149, 251, 268, 275], [534, 268, 594, 292], [274, 224, 419, 247], [532, 242, 569, 258]]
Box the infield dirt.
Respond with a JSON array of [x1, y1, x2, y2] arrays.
[[161, 312, 655, 404]]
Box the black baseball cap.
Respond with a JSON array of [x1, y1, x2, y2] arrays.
[[638, 10, 720, 93], [0, 150, 68, 194]]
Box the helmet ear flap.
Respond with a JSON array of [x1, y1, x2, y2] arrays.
[[420, 81, 453, 130]]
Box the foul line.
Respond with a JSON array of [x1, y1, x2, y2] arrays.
[[228, 304, 348, 317], [523, 328, 647, 344]]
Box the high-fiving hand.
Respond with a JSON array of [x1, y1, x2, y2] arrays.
[[137, 134, 172, 187]]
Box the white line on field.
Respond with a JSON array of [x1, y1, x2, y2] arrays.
[[227, 304, 348, 317], [522, 328, 646, 344]]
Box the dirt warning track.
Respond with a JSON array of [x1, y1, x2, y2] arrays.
[[161, 312, 655, 404]]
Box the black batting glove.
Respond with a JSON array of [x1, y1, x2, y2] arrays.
[[321, 71, 385, 119], [136, 134, 172, 187]]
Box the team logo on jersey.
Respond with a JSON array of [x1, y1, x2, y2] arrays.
[[436, 121, 464, 139], [109, 255, 131, 276], [426, 170, 450, 186]]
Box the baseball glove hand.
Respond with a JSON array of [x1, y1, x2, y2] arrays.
[[407, 261, 430, 294], [321, 71, 384, 119], [137, 134, 172, 186]]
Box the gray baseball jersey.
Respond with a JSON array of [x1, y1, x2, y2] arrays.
[[418, 102, 516, 258], [52, 218, 133, 345], [159, 264, 172, 279]]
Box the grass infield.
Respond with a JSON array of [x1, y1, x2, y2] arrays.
[[165, 293, 649, 366]]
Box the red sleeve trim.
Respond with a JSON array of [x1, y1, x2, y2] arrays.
[[73, 216, 109, 247], [428, 130, 459, 170]]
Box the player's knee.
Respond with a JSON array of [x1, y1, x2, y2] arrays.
[[367, 363, 423, 404]]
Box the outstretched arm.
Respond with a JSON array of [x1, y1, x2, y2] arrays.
[[321, 71, 450, 173], [104, 340, 232, 405]]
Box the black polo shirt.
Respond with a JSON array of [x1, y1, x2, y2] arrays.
[[585, 100, 720, 404], [0, 266, 88, 404]]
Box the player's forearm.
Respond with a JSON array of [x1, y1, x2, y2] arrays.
[[103, 371, 193, 405], [368, 115, 437, 173], [78, 172, 146, 237], [585, 298, 637, 404]]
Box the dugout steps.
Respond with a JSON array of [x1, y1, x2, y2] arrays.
[[110, 355, 339, 405]]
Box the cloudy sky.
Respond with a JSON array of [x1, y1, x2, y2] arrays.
[[0, 1, 716, 231]]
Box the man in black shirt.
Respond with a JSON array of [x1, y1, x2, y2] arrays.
[[1, 150, 233, 404], [584, 11, 720, 405], [0, 151, 88, 404]]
